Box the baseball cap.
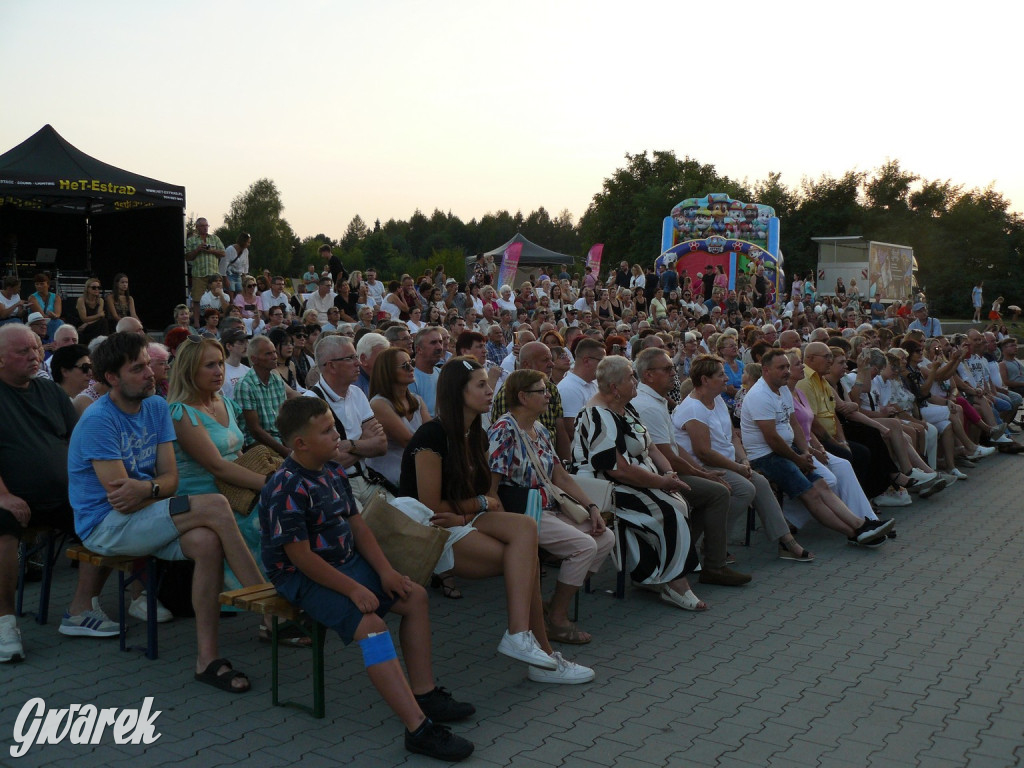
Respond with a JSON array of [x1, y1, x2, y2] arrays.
[[912, 302, 927, 312]]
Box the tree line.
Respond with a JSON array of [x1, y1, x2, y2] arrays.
[[204, 152, 1022, 316]]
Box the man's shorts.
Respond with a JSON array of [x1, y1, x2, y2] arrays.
[[191, 274, 211, 302], [0, 501, 74, 539], [750, 452, 823, 499], [274, 553, 396, 645], [81, 498, 187, 561], [223, 273, 242, 293]]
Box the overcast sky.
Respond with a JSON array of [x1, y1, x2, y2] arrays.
[[3, 0, 1022, 244]]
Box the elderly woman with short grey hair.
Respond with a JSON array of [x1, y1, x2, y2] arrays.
[[570, 356, 706, 611]]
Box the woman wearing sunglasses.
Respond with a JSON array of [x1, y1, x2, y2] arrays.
[[50, 344, 93, 400]]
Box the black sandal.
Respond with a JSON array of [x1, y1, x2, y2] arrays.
[[779, 544, 815, 562], [431, 572, 462, 599], [195, 658, 250, 693]]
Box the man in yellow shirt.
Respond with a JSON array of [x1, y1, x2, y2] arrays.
[[796, 342, 843, 445]]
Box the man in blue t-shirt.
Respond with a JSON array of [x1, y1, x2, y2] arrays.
[[409, 328, 443, 417], [68, 332, 265, 693]]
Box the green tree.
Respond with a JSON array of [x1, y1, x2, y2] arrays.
[[341, 215, 368, 250], [218, 179, 297, 276], [579, 151, 750, 265]]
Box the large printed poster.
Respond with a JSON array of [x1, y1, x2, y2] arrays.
[[868, 243, 914, 300]]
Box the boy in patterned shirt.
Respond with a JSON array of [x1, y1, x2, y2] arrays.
[[260, 397, 474, 761]]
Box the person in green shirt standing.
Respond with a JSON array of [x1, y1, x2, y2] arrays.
[[184, 217, 225, 327]]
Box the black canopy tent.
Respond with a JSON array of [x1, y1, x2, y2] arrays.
[[0, 124, 186, 329], [466, 233, 575, 288]]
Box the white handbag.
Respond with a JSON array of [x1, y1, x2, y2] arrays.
[[572, 475, 615, 514]]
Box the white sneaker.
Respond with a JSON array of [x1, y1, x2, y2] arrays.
[[949, 468, 969, 480], [993, 434, 1013, 445], [939, 472, 958, 487], [128, 592, 174, 623], [873, 489, 912, 507], [527, 652, 595, 684], [58, 597, 119, 638], [968, 445, 997, 459], [909, 468, 938, 484], [497, 630, 557, 670], [0, 614, 25, 663]]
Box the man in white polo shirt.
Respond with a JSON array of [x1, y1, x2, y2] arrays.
[[631, 348, 749, 587], [557, 338, 603, 432], [304, 335, 389, 506]]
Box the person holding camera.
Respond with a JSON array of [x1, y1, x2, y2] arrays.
[[185, 218, 226, 325]]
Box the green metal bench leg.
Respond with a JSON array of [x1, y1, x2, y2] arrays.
[[271, 615, 281, 707], [311, 621, 326, 719]]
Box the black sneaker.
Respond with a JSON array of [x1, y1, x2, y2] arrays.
[[405, 720, 474, 761], [855, 518, 894, 544], [415, 686, 476, 723]]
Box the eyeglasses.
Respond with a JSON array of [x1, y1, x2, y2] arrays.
[[523, 388, 549, 395], [73, 363, 93, 373], [327, 354, 357, 364], [397, 361, 415, 371], [648, 365, 675, 372]]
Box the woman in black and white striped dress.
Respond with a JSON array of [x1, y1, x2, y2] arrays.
[[570, 356, 707, 611]]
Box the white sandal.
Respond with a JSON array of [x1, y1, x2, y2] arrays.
[[659, 586, 709, 611]]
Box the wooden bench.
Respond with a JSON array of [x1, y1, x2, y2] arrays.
[[16, 526, 71, 625], [65, 545, 162, 660], [220, 584, 328, 718]]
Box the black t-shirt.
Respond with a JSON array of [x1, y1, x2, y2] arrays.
[[399, 420, 489, 500], [333, 294, 359, 320], [0, 378, 77, 506], [328, 255, 346, 283]]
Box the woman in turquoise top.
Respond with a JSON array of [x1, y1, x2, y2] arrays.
[[167, 337, 287, 638]]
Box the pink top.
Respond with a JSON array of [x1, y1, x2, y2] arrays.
[[790, 386, 814, 440]]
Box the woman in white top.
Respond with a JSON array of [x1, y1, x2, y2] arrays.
[[629, 264, 645, 290], [220, 232, 251, 294], [368, 347, 429, 489], [380, 280, 407, 320], [497, 285, 518, 315], [406, 306, 427, 333], [677, 355, 812, 561]]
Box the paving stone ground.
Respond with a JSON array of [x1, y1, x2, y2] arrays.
[[3, 453, 1023, 768]]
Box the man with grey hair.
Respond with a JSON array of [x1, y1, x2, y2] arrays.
[[41, 324, 80, 378], [808, 327, 831, 344], [355, 332, 389, 396], [115, 316, 145, 335], [631, 348, 749, 587], [234, 335, 298, 457], [409, 328, 443, 417], [384, 324, 412, 355], [304, 335, 389, 506], [491, 341, 572, 460]]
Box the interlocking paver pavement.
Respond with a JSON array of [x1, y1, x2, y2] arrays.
[[3, 452, 1023, 767]]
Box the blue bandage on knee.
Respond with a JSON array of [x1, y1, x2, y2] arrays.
[[358, 631, 397, 667]]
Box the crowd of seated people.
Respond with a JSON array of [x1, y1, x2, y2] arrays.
[[3, 253, 1023, 761]]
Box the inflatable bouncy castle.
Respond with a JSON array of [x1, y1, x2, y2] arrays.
[[656, 193, 783, 302]]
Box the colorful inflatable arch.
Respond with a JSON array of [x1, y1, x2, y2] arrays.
[[656, 192, 783, 301]]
